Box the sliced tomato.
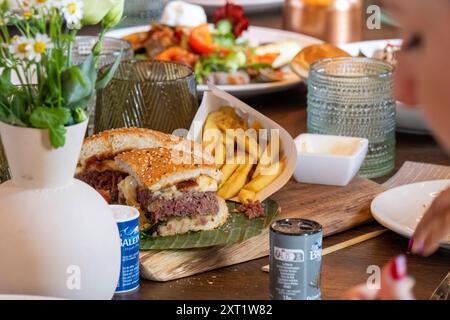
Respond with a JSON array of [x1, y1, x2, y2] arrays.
[[188, 23, 217, 54], [155, 47, 198, 66], [250, 53, 280, 65]]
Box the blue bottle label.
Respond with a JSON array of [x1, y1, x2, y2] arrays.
[[116, 217, 140, 293]]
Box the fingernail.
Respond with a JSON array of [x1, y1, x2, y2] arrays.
[[417, 240, 425, 256], [390, 255, 407, 280], [407, 238, 414, 253]]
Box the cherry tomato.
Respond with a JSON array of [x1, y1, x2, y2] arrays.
[[155, 47, 198, 66], [188, 23, 217, 54]]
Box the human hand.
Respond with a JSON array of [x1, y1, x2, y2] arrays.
[[344, 255, 415, 300], [408, 187, 450, 256]]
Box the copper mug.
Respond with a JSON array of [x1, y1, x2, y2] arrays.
[[283, 0, 363, 44]]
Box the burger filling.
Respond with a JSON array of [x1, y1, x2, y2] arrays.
[[76, 159, 128, 203], [136, 189, 219, 223], [118, 175, 221, 234]]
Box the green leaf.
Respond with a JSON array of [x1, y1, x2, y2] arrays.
[[48, 125, 67, 148], [139, 198, 279, 250], [216, 19, 233, 34], [11, 94, 28, 126], [244, 62, 272, 70], [61, 53, 97, 110], [95, 50, 122, 89], [73, 107, 87, 123], [29, 107, 71, 148], [30, 107, 70, 128], [0, 69, 15, 95], [0, 101, 27, 127], [1, 0, 9, 11]]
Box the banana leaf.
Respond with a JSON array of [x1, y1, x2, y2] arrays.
[[139, 198, 279, 250]]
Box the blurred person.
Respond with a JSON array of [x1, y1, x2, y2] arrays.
[[346, 0, 450, 299], [384, 0, 450, 257]]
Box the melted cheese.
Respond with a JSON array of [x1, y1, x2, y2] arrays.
[[118, 176, 139, 207], [197, 175, 218, 192]]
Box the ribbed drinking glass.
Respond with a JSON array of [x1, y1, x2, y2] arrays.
[[73, 36, 134, 136], [307, 57, 396, 178], [95, 60, 198, 134]]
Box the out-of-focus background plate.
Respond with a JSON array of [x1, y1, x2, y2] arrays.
[[371, 180, 450, 249], [187, 0, 284, 14], [340, 39, 430, 135], [106, 25, 322, 98]]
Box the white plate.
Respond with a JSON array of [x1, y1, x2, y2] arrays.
[[371, 180, 450, 249], [106, 25, 322, 98], [340, 39, 430, 135], [187, 0, 284, 13]]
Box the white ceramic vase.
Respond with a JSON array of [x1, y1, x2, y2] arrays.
[[0, 120, 121, 299]]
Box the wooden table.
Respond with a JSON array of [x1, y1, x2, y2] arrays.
[[111, 11, 450, 300]]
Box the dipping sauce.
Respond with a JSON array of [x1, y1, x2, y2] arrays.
[[297, 139, 361, 156]]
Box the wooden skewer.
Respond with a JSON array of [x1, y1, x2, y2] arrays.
[[261, 229, 387, 273]]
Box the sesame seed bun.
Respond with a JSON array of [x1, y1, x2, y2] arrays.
[[78, 127, 211, 169], [115, 147, 221, 191]]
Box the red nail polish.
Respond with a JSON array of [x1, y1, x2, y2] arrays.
[[407, 238, 414, 253], [390, 255, 407, 280]]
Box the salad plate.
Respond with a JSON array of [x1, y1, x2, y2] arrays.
[[106, 25, 321, 98], [371, 180, 450, 249], [340, 39, 430, 135], [187, 0, 284, 13]]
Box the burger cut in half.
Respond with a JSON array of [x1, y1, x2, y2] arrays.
[[76, 128, 183, 203], [115, 147, 229, 236]]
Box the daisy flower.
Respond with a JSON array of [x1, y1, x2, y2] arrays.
[[31, 0, 54, 9], [0, 17, 9, 26], [51, 0, 65, 9], [9, 36, 33, 61], [62, 0, 83, 29], [22, 10, 33, 19], [18, 0, 32, 8], [29, 33, 54, 62]]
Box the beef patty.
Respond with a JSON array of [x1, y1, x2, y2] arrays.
[[136, 188, 219, 223], [76, 170, 127, 203]]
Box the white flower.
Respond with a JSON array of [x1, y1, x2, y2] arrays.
[[9, 36, 33, 61], [0, 16, 9, 26], [30, 0, 54, 9], [62, 0, 83, 29], [18, 0, 32, 8], [29, 33, 53, 62], [51, 0, 65, 9]]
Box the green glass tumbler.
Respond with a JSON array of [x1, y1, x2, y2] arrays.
[[95, 60, 198, 134], [73, 36, 134, 136], [307, 57, 396, 178]]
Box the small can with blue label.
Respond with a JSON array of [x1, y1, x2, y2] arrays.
[[110, 205, 140, 294], [269, 218, 323, 300]]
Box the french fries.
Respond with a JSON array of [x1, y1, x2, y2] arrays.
[[217, 161, 253, 200], [238, 189, 256, 203], [219, 155, 243, 188], [202, 106, 285, 203], [251, 120, 264, 131], [252, 136, 280, 178], [245, 158, 286, 193], [202, 114, 220, 148]]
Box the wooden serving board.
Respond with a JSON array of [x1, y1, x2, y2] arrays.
[[139, 176, 385, 281]]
